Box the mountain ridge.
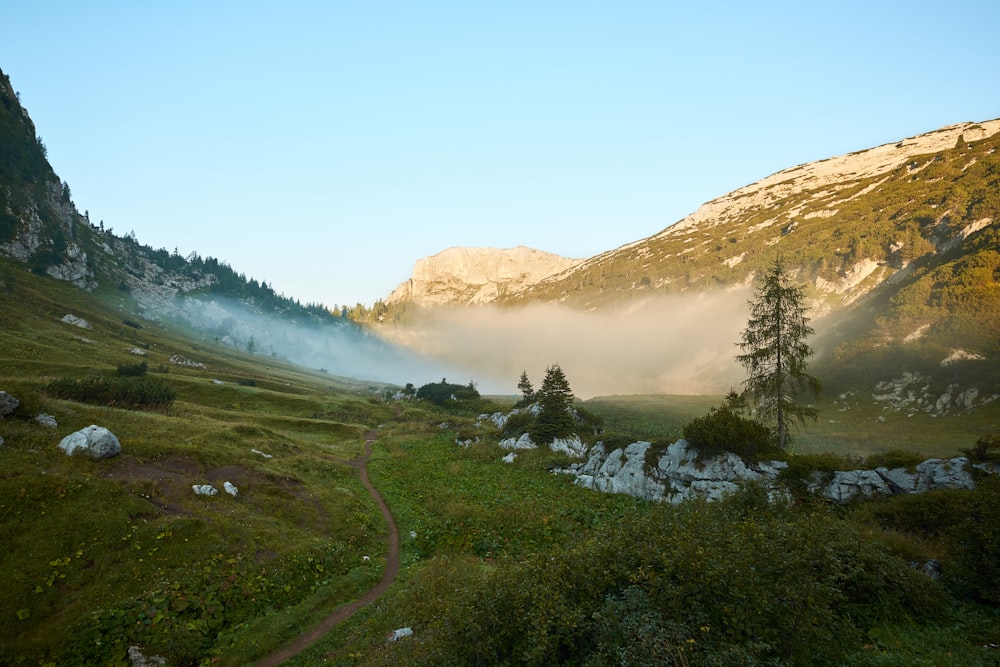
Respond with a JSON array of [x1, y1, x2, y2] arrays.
[[385, 245, 581, 307]]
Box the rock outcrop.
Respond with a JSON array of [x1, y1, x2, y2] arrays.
[[386, 246, 581, 307], [58, 425, 122, 460], [561, 439, 994, 504]]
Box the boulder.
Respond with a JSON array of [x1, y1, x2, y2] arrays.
[[816, 469, 890, 503], [0, 391, 19, 417], [58, 425, 121, 459], [223, 481, 239, 497], [502, 452, 517, 464], [34, 413, 58, 428], [388, 627, 414, 642], [127, 645, 167, 667], [574, 442, 667, 502], [60, 313, 92, 329], [499, 433, 536, 450], [550, 435, 588, 458], [193, 484, 218, 496]]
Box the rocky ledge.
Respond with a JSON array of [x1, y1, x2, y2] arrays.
[[559, 439, 997, 504]]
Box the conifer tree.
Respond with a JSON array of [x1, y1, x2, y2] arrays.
[[529, 364, 575, 444], [736, 256, 821, 448], [516, 370, 535, 406]]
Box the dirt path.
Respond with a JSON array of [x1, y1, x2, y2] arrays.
[[256, 431, 400, 666]]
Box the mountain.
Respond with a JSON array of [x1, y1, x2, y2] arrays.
[[385, 245, 581, 307], [381, 119, 1000, 407], [0, 67, 449, 385], [507, 119, 1000, 312]]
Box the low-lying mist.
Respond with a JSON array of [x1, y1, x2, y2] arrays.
[[376, 291, 754, 399], [155, 296, 470, 389]]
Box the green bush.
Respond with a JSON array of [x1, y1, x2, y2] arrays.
[[500, 410, 534, 439], [45, 375, 176, 410], [416, 380, 480, 406], [116, 360, 148, 377], [961, 434, 1000, 466], [371, 491, 947, 666], [682, 404, 776, 461], [864, 448, 925, 470]]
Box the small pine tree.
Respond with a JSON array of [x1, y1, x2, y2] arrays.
[[516, 370, 534, 406], [529, 364, 575, 444]]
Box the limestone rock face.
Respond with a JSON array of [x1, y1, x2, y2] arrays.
[[564, 438, 989, 504], [58, 425, 121, 460], [386, 246, 581, 306]]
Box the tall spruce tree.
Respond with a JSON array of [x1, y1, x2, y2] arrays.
[[529, 364, 575, 444], [736, 257, 821, 448]]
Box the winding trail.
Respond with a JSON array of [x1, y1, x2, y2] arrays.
[[256, 431, 400, 666]]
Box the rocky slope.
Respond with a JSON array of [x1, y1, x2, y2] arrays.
[[385, 245, 580, 306], [511, 118, 1000, 309]]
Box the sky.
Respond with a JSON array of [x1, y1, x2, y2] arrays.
[[2, 1, 999, 308]]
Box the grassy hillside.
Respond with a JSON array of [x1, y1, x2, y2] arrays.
[[3, 261, 1000, 666], [0, 259, 401, 665]]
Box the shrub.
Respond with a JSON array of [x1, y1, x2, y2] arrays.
[[949, 476, 1000, 605], [416, 380, 480, 406], [961, 434, 1000, 466], [682, 404, 775, 461], [499, 410, 534, 440], [778, 451, 849, 499], [864, 448, 925, 471], [116, 360, 148, 377], [45, 375, 176, 410]]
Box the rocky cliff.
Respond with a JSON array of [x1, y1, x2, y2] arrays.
[[385, 245, 581, 307]]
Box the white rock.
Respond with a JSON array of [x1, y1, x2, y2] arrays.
[[58, 425, 121, 459], [502, 452, 517, 464], [499, 433, 536, 450], [549, 435, 588, 458], [192, 484, 218, 496], [223, 481, 238, 497], [60, 314, 92, 329], [388, 627, 413, 642], [34, 413, 57, 428]]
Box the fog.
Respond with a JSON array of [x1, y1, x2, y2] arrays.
[[157, 297, 470, 389], [376, 290, 753, 399], [151, 289, 754, 399]]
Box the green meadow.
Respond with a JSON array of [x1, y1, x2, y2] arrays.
[[2, 260, 998, 666]]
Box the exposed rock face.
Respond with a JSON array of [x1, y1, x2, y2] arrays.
[[562, 438, 993, 504], [386, 246, 581, 306], [497, 432, 588, 458], [58, 425, 121, 460]]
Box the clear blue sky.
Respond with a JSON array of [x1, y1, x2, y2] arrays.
[[2, 1, 998, 307]]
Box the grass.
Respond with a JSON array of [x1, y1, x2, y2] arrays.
[[0, 261, 394, 665], [2, 258, 999, 665], [582, 392, 1000, 460]]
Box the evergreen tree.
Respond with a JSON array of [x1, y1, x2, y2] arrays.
[[736, 256, 821, 448], [529, 364, 575, 444], [516, 370, 534, 406]]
